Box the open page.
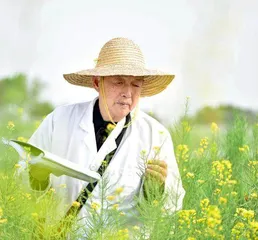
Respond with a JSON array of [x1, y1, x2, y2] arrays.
[[2, 138, 101, 183]]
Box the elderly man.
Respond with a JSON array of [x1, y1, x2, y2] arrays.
[[28, 37, 185, 235]]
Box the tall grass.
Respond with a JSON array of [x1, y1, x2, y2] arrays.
[[0, 108, 258, 239]]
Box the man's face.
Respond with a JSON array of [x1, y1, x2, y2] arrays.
[[93, 75, 143, 122]]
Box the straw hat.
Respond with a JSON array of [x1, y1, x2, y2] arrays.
[[63, 37, 175, 97]]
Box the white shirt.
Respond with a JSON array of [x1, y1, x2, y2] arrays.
[[27, 97, 185, 230]]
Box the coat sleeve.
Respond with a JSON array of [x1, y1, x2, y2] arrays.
[[28, 112, 54, 151], [18, 112, 54, 195], [161, 131, 185, 212], [139, 126, 185, 214]]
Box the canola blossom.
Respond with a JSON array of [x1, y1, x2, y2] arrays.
[[1, 111, 258, 239]]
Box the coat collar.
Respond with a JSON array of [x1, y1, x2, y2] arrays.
[[79, 97, 127, 158], [79, 97, 97, 133]]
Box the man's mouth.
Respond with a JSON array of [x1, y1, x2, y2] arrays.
[[117, 102, 130, 107]]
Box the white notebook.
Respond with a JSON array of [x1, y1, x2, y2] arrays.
[[2, 138, 101, 183]]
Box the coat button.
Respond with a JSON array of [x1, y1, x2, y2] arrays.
[[89, 164, 97, 171]]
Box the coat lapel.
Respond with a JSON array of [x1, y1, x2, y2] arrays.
[[78, 97, 127, 170], [95, 117, 126, 161], [79, 98, 97, 154]]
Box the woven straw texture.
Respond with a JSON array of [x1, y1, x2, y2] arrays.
[[63, 37, 175, 97]]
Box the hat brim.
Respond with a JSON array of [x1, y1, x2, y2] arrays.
[[63, 65, 175, 97]]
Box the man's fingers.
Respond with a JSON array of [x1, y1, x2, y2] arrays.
[[147, 164, 167, 177], [147, 160, 167, 169], [146, 168, 166, 183]]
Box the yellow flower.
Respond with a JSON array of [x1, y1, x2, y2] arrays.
[[25, 193, 31, 200], [177, 145, 183, 151], [17, 136, 27, 142], [7, 121, 15, 130], [243, 210, 254, 219], [219, 197, 227, 204], [238, 145, 249, 153], [112, 204, 119, 210], [153, 146, 161, 153], [197, 179, 205, 184], [176, 144, 189, 162], [231, 222, 245, 236], [250, 192, 258, 199], [21, 228, 27, 233], [34, 120, 41, 129], [72, 201, 80, 208], [14, 164, 21, 169], [211, 122, 219, 133], [178, 210, 196, 228], [49, 188, 55, 193], [200, 137, 209, 148], [91, 202, 100, 210], [249, 221, 258, 230], [1, 175, 8, 180], [132, 225, 140, 230], [243, 145, 249, 151], [187, 237, 196, 240], [231, 191, 237, 197], [197, 218, 206, 223], [17, 107, 24, 115], [147, 159, 153, 164], [197, 147, 204, 155], [195, 230, 201, 234], [9, 196, 15, 201], [59, 184, 67, 188], [120, 212, 126, 216], [102, 160, 108, 167], [214, 188, 221, 194], [239, 147, 245, 152], [140, 150, 147, 156], [118, 228, 129, 237], [186, 172, 195, 179], [200, 198, 210, 209], [31, 212, 38, 218], [115, 187, 124, 195], [181, 121, 191, 133], [234, 222, 245, 229], [206, 205, 222, 228], [211, 160, 235, 186], [0, 219, 7, 224], [185, 126, 191, 132], [236, 208, 255, 219], [106, 195, 116, 201], [153, 200, 159, 206], [248, 161, 258, 167], [227, 180, 237, 185], [106, 123, 115, 132]]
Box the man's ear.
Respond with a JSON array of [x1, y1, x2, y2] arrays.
[[92, 76, 100, 92]]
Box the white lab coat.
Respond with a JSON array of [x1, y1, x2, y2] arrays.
[[28, 97, 185, 232]]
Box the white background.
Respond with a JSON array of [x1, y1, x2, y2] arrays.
[[1, 0, 258, 124]]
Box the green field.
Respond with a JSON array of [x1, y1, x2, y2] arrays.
[[0, 109, 258, 239]]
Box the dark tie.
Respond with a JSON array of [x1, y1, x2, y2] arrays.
[[96, 126, 107, 152]]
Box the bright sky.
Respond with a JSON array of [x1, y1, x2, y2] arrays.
[[1, 0, 258, 124]]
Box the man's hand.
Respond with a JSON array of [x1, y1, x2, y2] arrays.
[[143, 160, 167, 201], [146, 160, 167, 184], [29, 154, 51, 182]]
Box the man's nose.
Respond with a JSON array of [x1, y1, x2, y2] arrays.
[[121, 84, 132, 98]]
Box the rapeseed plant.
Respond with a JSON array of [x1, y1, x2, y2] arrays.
[[1, 101, 258, 239]]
